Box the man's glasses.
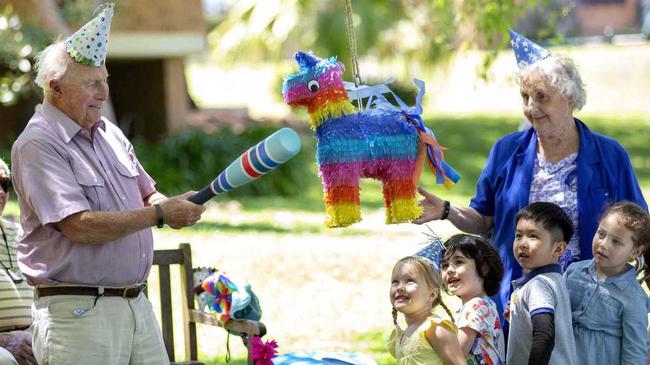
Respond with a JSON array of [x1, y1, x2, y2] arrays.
[[0, 177, 11, 193]]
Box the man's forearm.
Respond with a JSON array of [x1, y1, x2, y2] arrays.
[[55, 206, 158, 244], [448, 205, 493, 235]]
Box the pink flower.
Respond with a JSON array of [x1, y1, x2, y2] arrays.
[[250, 336, 278, 365]]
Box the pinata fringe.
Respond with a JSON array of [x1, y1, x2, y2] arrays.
[[385, 198, 422, 224], [324, 185, 360, 205], [324, 201, 361, 228], [309, 99, 356, 130]]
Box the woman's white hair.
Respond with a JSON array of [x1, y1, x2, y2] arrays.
[[34, 41, 72, 97], [518, 55, 586, 111]]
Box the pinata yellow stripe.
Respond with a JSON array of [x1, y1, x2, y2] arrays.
[[386, 198, 423, 224], [443, 177, 454, 189], [309, 100, 356, 130], [324, 202, 361, 228]]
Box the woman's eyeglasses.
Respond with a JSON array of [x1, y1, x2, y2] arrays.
[[0, 177, 11, 193]]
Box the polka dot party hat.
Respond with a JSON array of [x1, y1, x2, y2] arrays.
[[64, 3, 114, 67]]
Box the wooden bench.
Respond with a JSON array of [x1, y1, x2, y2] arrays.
[[149, 243, 267, 364]]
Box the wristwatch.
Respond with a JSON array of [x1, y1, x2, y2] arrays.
[[154, 204, 165, 228], [441, 200, 451, 220]]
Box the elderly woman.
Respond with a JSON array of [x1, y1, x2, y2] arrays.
[[415, 55, 648, 316], [0, 158, 36, 365]]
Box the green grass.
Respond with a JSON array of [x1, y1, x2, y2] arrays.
[[353, 331, 396, 365]]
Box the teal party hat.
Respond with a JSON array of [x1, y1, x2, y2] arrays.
[[65, 3, 114, 67]]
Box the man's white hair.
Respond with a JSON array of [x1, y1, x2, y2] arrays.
[[34, 41, 72, 98], [0, 157, 9, 176]]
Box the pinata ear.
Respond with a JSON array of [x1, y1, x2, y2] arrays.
[[294, 51, 321, 70]]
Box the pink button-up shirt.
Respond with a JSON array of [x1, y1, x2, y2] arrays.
[[11, 100, 157, 286]]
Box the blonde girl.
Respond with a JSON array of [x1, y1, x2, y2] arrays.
[[388, 256, 465, 365]]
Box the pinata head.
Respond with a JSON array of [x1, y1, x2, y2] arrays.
[[282, 51, 346, 108]]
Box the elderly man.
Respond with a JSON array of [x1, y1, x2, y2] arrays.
[[0, 158, 36, 365], [10, 4, 205, 364]]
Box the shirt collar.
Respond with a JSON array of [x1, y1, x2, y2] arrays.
[[512, 263, 562, 289], [40, 100, 106, 143], [514, 118, 599, 164], [582, 259, 637, 289]]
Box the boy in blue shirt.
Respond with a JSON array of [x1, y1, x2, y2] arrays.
[[507, 202, 577, 365]]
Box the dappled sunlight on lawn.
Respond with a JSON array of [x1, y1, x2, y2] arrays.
[[152, 206, 461, 362]]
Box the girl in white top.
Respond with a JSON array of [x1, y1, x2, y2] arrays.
[[441, 234, 506, 365]]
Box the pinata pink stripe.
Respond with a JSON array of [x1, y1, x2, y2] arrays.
[[283, 68, 344, 104], [319, 159, 416, 189], [316, 67, 345, 90]]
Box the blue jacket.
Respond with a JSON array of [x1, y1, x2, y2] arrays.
[[469, 118, 647, 319]]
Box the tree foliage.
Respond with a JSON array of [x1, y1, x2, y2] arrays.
[[208, 0, 553, 78], [0, 5, 40, 106], [0, 0, 118, 107]]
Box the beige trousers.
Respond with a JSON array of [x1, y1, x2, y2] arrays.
[[32, 293, 169, 365]]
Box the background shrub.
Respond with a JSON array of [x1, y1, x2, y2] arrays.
[[132, 124, 316, 197]]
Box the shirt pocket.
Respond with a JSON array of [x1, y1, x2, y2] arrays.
[[71, 162, 106, 211], [114, 159, 139, 179]]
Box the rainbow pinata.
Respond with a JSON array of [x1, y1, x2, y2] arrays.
[[282, 51, 460, 228], [201, 273, 238, 322], [199, 271, 262, 325]]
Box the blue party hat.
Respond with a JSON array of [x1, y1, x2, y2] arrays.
[[415, 228, 445, 271], [509, 29, 550, 68]]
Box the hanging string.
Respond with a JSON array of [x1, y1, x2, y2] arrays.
[[344, 0, 363, 87]]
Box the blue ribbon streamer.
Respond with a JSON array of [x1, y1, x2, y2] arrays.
[[345, 79, 460, 185]]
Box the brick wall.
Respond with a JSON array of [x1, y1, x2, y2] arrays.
[[576, 0, 638, 35]]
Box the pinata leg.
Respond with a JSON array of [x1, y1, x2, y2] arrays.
[[320, 163, 362, 227], [382, 179, 422, 224], [323, 184, 361, 227]]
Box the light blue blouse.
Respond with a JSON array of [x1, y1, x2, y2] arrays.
[[564, 259, 649, 365]]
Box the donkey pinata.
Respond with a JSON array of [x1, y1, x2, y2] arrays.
[[282, 51, 459, 228]]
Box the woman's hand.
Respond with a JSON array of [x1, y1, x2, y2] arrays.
[[413, 187, 446, 224], [413, 187, 494, 235]]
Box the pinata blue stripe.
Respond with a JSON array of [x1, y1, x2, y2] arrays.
[[249, 145, 272, 173], [317, 134, 418, 164], [314, 112, 418, 140], [256, 141, 280, 168]]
